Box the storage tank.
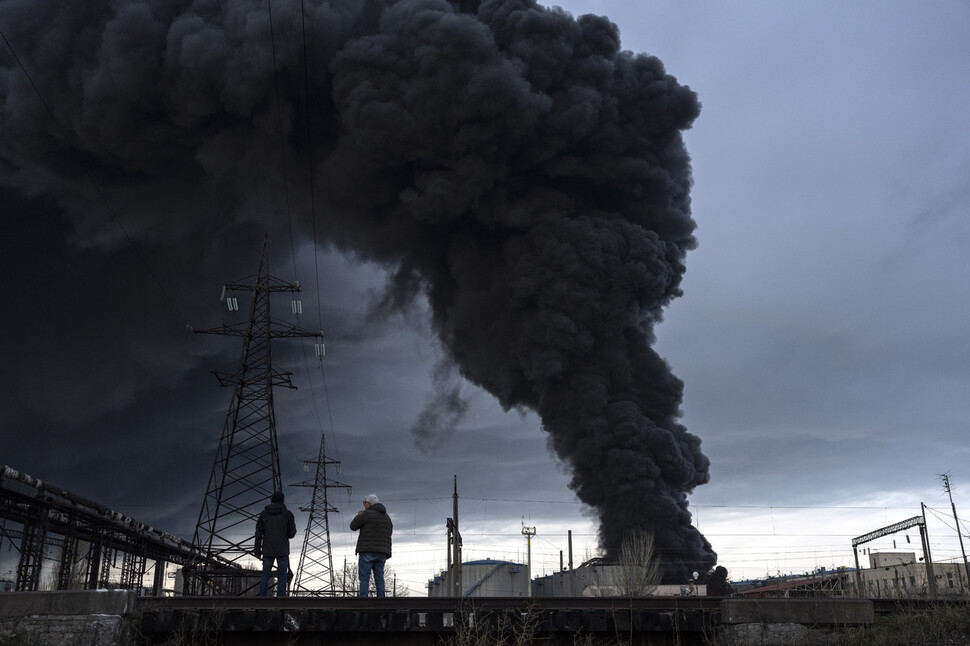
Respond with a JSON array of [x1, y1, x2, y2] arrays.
[[534, 562, 706, 597], [427, 559, 529, 597]]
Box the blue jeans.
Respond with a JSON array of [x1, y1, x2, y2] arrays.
[[259, 556, 289, 597], [358, 552, 387, 597]]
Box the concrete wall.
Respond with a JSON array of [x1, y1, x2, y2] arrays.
[[717, 598, 874, 646], [0, 590, 135, 646]]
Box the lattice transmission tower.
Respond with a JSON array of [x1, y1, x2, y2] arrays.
[[292, 433, 350, 596], [189, 235, 323, 595]]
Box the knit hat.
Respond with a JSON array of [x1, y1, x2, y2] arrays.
[[271, 491, 285, 503], [363, 494, 379, 505]]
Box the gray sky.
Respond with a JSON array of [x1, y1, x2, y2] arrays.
[[2, 0, 969, 590], [559, 0, 970, 580]]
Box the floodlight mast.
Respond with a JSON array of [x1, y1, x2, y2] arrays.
[[522, 525, 537, 598]]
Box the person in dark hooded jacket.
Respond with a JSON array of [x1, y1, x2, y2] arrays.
[[350, 493, 392, 597], [255, 491, 296, 597]]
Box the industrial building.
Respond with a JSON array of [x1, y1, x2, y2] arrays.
[[854, 551, 969, 598], [428, 558, 706, 598], [534, 562, 706, 598]]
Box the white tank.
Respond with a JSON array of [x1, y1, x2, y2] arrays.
[[427, 559, 529, 597]]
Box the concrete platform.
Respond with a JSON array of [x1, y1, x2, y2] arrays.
[[0, 589, 137, 617]]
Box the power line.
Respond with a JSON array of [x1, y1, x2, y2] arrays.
[[299, 0, 324, 330], [265, 0, 299, 284]]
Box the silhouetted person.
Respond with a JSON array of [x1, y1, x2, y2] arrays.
[[255, 491, 296, 597], [350, 493, 393, 597]]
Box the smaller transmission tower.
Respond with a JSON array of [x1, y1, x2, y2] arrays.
[[292, 433, 350, 596]]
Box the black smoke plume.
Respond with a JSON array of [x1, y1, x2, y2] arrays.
[[0, 0, 714, 580]]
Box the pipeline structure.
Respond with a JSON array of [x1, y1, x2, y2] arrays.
[[0, 465, 237, 594]]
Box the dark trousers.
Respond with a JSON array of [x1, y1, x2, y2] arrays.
[[259, 556, 289, 597]]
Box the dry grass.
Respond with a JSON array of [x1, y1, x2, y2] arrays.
[[843, 602, 970, 645], [437, 601, 542, 646], [437, 599, 970, 646]]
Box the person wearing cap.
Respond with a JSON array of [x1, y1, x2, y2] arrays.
[[350, 493, 393, 597], [254, 491, 297, 597]]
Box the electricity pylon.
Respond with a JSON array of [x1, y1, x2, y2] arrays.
[[189, 235, 323, 595], [291, 433, 350, 596]]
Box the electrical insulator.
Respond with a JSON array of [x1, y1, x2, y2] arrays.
[[315, 343, 325, 357], [227, 297, 239, 312], [292, 300, 303, 315]]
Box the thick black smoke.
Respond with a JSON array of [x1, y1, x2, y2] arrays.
[[0, 0, 714, 580]]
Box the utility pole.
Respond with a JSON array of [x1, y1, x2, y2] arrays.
[[449, 476, 462, 597], [921, 503, 938, 598], [522, 525, 536, 598], [568, 530, 575, 596], [190, 235, 323, 595], [292, 433, 350, 596], [941, 474, 970, 588]]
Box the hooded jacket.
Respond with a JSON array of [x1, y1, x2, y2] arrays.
[[350, 502, 393, 558], [254, 502, 296, 558]]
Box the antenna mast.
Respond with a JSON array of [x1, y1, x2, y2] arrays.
[[189, 235, 323, 595], [292, 432, 350, 596]]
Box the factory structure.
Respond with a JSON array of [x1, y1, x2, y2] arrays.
[[846, 511, 970, 599], [852, 552, 968, 598], [532, 562, 706, 598], [427, 558, 706, 599]]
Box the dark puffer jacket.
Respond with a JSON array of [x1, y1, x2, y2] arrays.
[[350, 503, 393, 558], [254, 502, 296, 558]]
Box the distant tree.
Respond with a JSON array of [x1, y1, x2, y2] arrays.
[[336, 560, 410, 597], [45, 542, 91, 591], [615, 529, 662, 597]]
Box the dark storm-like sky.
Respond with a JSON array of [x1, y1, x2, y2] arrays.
[[2, 0, 969, 587]]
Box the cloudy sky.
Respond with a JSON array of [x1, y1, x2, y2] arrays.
[[2, 0, 969, 592]]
